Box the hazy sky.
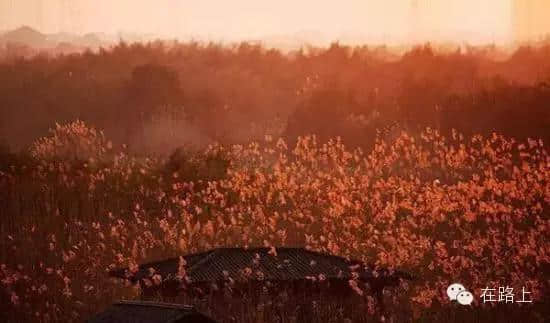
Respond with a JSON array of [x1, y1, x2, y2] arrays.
[[0, 0, 517, 43]]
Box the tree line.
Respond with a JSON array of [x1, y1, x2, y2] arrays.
[[0, 41, 549, 155]]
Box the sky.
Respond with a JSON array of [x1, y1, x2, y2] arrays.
[[0, 0, 526, 44]]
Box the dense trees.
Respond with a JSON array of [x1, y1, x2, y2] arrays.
[[0, 42, 549, 154], [124, 63, 184, 144]]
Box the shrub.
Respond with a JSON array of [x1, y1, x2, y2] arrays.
[[30, 120, 113, 161]]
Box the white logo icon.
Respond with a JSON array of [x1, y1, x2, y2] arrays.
[[456, 291, 474, 305], [447, 283, 466, 301], [447, 283, 474, 305]]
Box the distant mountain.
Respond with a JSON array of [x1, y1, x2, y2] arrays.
[[47, 32, 77, 44], [0, 26, 49, 47], [0, 26, 109, 51], [49, 32, 103, 48], [79, 33, 103, 47]]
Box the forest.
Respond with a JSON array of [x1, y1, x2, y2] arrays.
[[1, 41, 550, 153], [0, 41, 548, 322]]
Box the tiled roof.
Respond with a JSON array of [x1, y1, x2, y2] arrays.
[[110, 247, 413, 286], [87, 301, 217, 323]]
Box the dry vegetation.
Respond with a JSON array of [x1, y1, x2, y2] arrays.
[[0, 121, 548, 322], [0, 42, 549, 322]]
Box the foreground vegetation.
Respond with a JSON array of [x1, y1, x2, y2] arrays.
[[0, 121, 548, 322]]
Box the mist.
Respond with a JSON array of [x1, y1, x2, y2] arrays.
[[0, 0, 517, 44]]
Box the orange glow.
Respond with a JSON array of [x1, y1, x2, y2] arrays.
[[0, 1, 544, 44]]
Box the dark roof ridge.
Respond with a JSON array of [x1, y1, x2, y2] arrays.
[[124, 249, 216, 272], [115, 300, 194, 311], [133, 247, 355, 267], [185, 248, 222, 273], [298, 248, 358, 262], [205, 246, 355, 259], [110, 247, 362, 277]]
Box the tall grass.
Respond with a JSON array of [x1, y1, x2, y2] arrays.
[[0, 121, 548, 322]]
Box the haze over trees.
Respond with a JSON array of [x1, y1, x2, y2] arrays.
[[1, 41, 549, 154]]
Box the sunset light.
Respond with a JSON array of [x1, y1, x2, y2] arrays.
[[0, 1, 528, 44], [0, 1, 549, 323]]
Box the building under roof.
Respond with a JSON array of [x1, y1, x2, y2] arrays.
[[110, 247, 413, 298], [87, 301, 217, 323]]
